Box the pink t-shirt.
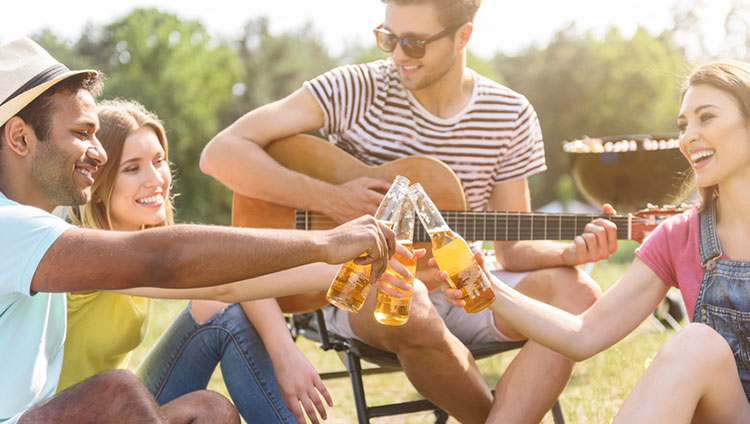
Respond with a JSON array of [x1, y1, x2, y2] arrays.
[[634, 208, 728, 321]]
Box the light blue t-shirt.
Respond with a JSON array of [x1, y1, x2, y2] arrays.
[[0, 191, 73, 421]]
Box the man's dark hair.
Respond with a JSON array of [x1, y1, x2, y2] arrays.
[[381, 0, 482, 27], [3, 72, 104, 142]]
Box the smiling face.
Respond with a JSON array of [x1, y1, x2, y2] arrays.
[[108, 126, 171, 231], [678, 83, 750, 189], [28, 90, 106, 208], [383, 2, 462, 91]]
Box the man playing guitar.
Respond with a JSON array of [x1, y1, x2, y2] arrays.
[[201, 1, 616, 422]]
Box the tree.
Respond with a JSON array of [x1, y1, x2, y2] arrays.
[[671, 0, 750, 60], [228, 17, 337, 114], [494, 26, 686, 208]]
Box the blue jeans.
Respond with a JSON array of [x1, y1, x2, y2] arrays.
[[135, 302, 296, 423]]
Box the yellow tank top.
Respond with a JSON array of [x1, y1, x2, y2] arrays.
[[56, 292, 150, 392]]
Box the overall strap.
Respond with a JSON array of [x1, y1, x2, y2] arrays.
[[698, 199, 723, 271]]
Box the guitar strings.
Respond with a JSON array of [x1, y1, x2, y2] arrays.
[[294, 211, 638, 240]]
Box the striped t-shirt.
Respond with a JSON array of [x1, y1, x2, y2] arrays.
[[303, 59, 547, 211]]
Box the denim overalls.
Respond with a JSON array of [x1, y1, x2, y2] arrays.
[[693, 200, 750, 399]]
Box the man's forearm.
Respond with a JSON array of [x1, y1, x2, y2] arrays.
[[200, 136, 329, 213], [35, 214, 392, 294], [145, 225, 332, 288], [34, 225, 331, 293]]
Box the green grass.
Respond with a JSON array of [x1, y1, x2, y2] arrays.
[[127, 242, 680, 423]]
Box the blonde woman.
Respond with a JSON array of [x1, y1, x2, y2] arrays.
[[439, 61, 750, 423], [58, 99, 412, 424]]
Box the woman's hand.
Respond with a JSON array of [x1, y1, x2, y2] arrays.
[[429, 252, 494, 309], [271, 346, 333, 424], [374, 247, 426, 296]]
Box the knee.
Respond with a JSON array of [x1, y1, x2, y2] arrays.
[[564, 267, 602, 305], [95, 369, 151, 399], [24, 370, 162, 423], [371, 288, 449, 351], [656, 323, 733, 368], [525, 267, 601, 313], [89, 370, 159, 415], [161, 390, 239, 424], [189, 390, 240, 424]]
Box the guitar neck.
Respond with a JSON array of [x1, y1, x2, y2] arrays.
[[414, 210, 631, 242], [296, 210, 632, 242]]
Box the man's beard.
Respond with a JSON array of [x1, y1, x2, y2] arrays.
[[30, 141, 90, 207], [403, 52, 457, 92]]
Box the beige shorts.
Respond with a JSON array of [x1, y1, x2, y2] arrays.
[[322, 269, 527, 345]]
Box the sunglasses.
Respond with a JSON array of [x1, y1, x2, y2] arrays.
[[373, 24, 463, 59]]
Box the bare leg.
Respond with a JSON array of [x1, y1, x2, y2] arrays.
[[615, 323, 750, 424], [349, 281, 492, 424], [488, 266, 601, 424], [161, 390, 240, 424], [19, 369, 165, 424], [19, 370, 239, 424]]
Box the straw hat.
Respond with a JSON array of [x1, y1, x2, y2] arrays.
[[0, 37, 97, 126]]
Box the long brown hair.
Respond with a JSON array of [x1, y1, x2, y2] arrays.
[[681, 61, 750, 212], [67, 99, 174, 230]]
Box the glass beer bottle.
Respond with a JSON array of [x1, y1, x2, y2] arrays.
[[325, 175, 411, 313], [410, 183, 496, 313], [373, 194, 416, 325]]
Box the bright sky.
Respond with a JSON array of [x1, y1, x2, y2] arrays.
[[2, 0, 732, 58]]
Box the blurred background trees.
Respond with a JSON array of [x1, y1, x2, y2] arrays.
[[23, 3, 750, 223], [495, 26, 687, 207]]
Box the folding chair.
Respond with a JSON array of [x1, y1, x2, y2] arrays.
[[289, 309, 566, 424]]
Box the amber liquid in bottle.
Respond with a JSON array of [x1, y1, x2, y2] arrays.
[[373, 242, 416, 325], [326, 259, 372, 313], [429, 229, 495, 313]]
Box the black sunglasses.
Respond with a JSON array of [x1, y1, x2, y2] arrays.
[[373, 24, 463, 59]]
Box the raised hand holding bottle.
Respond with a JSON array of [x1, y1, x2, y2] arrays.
[[373, 193, 416, 325], [325, 175, 410, 313], [410, 183, 495, 313]]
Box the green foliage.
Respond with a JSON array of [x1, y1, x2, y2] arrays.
[[88, 9, 241, 224], [31, 29, 88, 70], [494, 26, 687, 208], [35, 10, 341, 225], [230, 18, 337, 112], [467, 49, 503, 83], [343, 43, 388, 64], [554, 173, 576, 204]]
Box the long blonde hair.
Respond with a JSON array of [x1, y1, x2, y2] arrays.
[[68, 99, 174, 230], [681, 61, 750, 212]]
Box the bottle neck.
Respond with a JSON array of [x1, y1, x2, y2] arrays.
[[374, 178, 410, 222], [392, 203, 415, 241], [411, 189, 449, 234]]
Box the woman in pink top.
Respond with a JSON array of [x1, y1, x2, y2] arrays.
[[439, 61, 750, 423]]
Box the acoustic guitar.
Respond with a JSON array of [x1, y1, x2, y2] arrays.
[[231, 134, 683, 312]]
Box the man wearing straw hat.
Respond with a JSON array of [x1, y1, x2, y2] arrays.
[[0, 37, 406, 423]]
